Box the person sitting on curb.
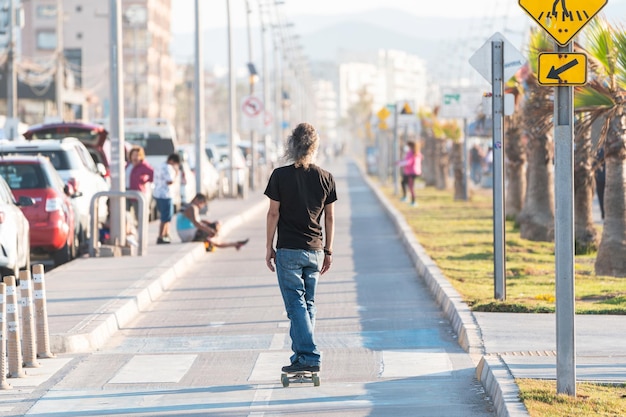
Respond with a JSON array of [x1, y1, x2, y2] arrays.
[[175, 193, 249, 251]]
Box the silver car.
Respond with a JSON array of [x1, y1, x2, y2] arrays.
[[0, 175, 32, 278]]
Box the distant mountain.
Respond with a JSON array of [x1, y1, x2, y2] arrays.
[[170, 4, 626, 82]]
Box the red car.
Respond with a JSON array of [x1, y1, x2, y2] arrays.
[[0, 155, 79, 266]]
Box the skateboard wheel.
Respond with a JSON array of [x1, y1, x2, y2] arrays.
[[312, 374, 320, 386], [281, 373, 289, 387]]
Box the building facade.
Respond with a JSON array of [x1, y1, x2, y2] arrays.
[[20, 0, 175, 123]]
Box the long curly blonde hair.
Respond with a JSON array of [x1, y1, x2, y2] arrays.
[[284, 122, 319, 169]]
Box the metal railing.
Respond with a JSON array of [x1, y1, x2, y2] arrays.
[[88, 191, 148, 257]]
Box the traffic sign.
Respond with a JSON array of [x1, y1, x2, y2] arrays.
[[518, 0, 607, 46], [377, 106, 391, 121], [439, 87, 483, 119], [240, 95, 264, 132], [469, 32, 526, 84], [241, 95, 264, 117], [538, 52, 587, 86]]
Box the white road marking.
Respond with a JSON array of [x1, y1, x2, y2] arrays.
[[248, 352, 286, 381], [381, 349, 453, 378], [269, 333, 286, 350], [109, 354, 197, 384], [1, 357, 72, 388], [248, 385, 274, 417]]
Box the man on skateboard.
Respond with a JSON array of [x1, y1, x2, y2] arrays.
[[264, 122, 337, 378]]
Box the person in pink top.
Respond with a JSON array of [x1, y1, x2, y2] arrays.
[[126, 145, 154, 221], [398, 141, 423, 207]]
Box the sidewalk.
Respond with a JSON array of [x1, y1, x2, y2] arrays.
[[22, 158, 626, 417], [44, 190, 268, 354], [362, 165, 626, 417]]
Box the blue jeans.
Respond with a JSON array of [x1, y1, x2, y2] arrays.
[[275, 248, 323, 366]]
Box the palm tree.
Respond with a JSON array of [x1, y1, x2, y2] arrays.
[[504, 79, 527, 220], [517, 29, 555, 242], [576, 18, 626, 276], [441, 120, 463, 199], [419, 108, 437, 187]]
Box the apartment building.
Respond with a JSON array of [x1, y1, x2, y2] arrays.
[[20, 0, 175, 123]]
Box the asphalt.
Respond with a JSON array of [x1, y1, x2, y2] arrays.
[[13, 157, 626, 417]]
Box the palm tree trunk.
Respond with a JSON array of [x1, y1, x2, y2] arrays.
[[518, 132, 555, 241], [573, 129, 599, 254], [423, 136, 437, 186], [452, 142, 464, 200], [435, 139, 449, 190], [504, 123, 526, 220], [595, 113, 626, 276]]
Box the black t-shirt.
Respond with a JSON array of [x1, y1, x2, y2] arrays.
[[264, 164, 337, 251]]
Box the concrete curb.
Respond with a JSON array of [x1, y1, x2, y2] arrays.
[[359, 166, 529, 417], [49, 198, 268, 354], [477, 356, 531, 417]]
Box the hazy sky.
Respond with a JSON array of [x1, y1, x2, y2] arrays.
[[172, 0, 526, 33]]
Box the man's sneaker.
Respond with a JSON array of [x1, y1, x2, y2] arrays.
[[281, 363, 320, 373], [156, 237, 171, 244]]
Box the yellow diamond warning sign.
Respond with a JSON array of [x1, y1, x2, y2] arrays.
[[519, 0, 607, 46], [538, 52, 587, 86], [377, 107, 391, 121]]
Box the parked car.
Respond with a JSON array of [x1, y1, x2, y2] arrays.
[[0, 138, 110, 249], [205, 144, 248, 197], [0, 175, 32, 278], [23, 121, 114, 183], [177, 144, 221, 200], [0, 155, 79, 266]]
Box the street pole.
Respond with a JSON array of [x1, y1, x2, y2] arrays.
[[554, 42, 576, 397], [245, 0, 256, 191], [109, 0, 126, 246], [226, 0, 237, 197], [133, 26, 139, 117], [392, 104, 399, 195], [259, 0, 271, 179], [55, 0, 63, 118], [6, 0, 17, 139], [491, 39, 506, 301], [194, 0, 205, 195], [462, 117, 469, 201]]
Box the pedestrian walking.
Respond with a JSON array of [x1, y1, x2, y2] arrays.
[[397, 140, 423, 207], [153, 153, 180, 244], [264, 122, 337, 373], [469, 143, 484, 185]]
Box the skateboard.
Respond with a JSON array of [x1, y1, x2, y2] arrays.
[[281, 371, 321, 387]]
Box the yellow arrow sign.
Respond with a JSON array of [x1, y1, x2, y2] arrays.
[[538, 52, 587, 86], [519, 0, 607, 46], [378, 121, 388, 130]]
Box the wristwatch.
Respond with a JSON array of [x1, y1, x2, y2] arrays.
[[323, 248, 332, 256]]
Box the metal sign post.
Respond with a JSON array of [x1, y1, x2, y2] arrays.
[[518, 0, 608, 398], [554, 43, 576, 397], [469, 32, 525, 301], [491, 40, 506, 301]]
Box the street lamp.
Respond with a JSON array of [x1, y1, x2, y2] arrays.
[[226, 0, 237, 197], [194, 0, 205, 195], [124, 4, 147, 118]]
